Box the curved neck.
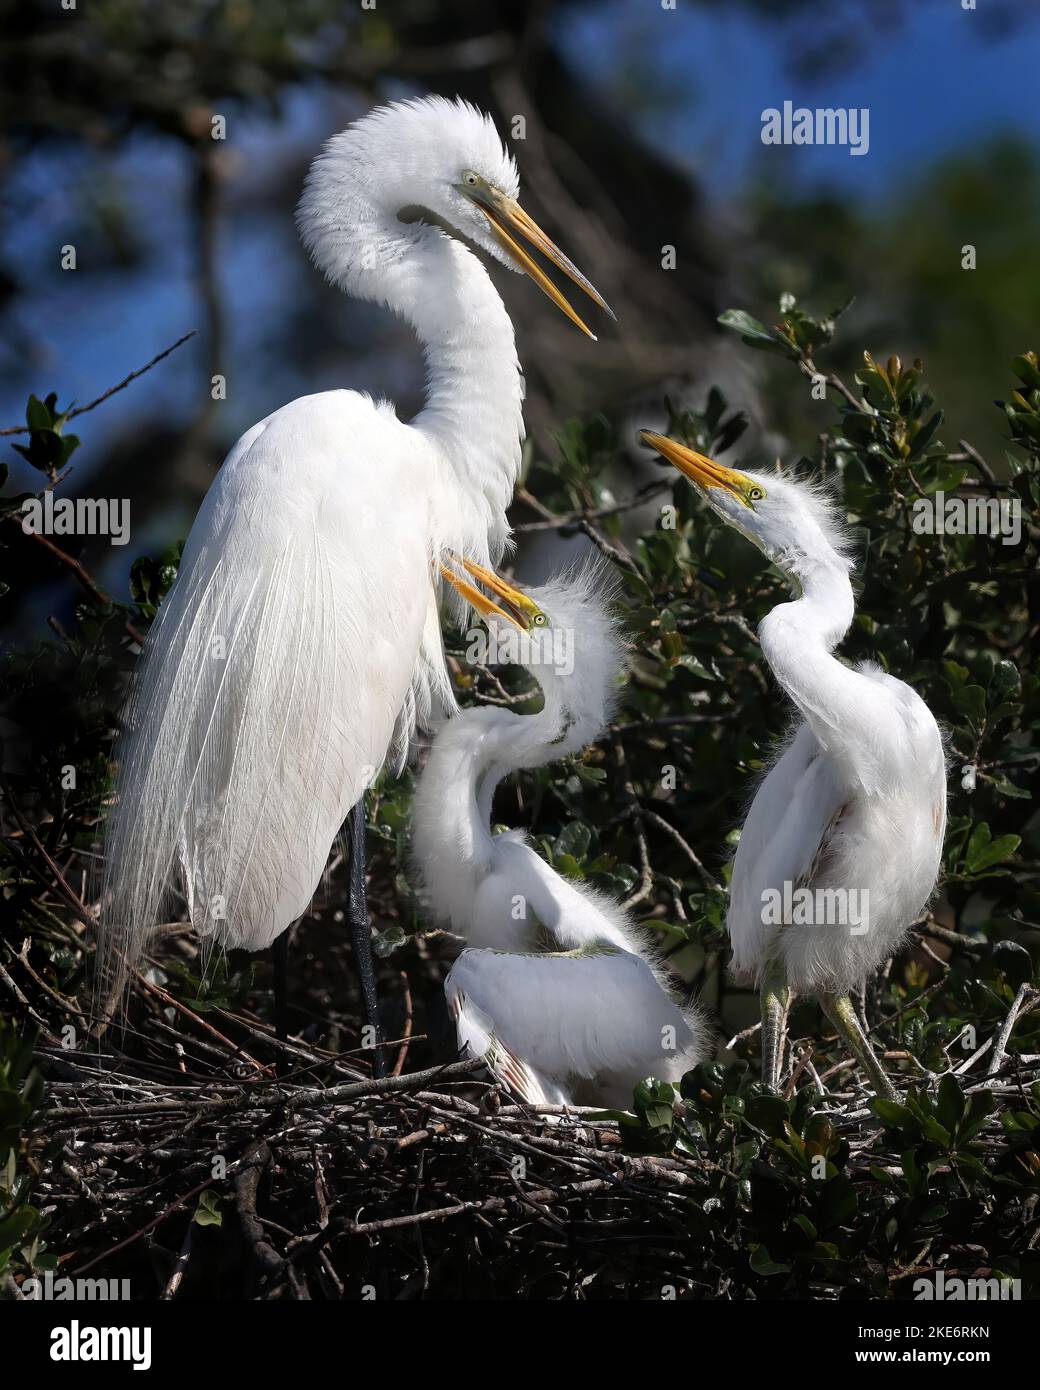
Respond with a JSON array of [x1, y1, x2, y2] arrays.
[[411, 696, 563, 936], [299, 173, 524, 563], [759, 556, 872, 775], [475, 679, 573, 828]]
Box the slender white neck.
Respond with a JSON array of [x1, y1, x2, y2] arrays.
[[758, 552, 865, 767], [474, 678, 573, 827], [784, 552, 856, 653], [411, 691, 566, 937], [300, 171, 524, 564]]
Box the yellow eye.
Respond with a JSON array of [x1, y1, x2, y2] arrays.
[[531, 611, 548, 628], [747, 486, 765, 503]]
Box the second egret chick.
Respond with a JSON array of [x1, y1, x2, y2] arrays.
[[413, 559, 708, 1108], [641, 431, 947, 1100]]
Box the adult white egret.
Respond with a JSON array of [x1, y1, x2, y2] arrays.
[[98, 97, 612, 1070], [641, 433, 947, 1100], [413, 559, 708, 1107]]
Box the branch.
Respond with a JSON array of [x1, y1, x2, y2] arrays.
[[3, 514, 145, 645], [0, 331, 196, 435]]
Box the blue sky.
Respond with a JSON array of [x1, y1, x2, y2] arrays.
[[2, 1, 1035, 529], [561, 0, 1037, 193]]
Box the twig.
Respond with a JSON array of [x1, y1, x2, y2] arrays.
[[957, 438, 997, 484], [0, 331, 196, 435], [988, 983, 1038, 1076], [392, 971, 414, 1077], [637, 805, 722, 892], [234, 1142, 285, 1282], [2, 516, 145, 646], [160, 1220, 195, 1300]]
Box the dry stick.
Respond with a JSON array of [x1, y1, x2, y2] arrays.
[[42, 1057, 484, 1123], [233, 1142, 285, 1282], [2, 791, 96, 928], [988, 983, 1038, 1076], [514, 485, 642, 577], [0, 331, 197, 435], [322, 1178, 617, 1247], [914, 918, 984, 957], [211, 1007, 367, 1083], [613, 739, 653, 910], [132, 972, 266, 1076], [957, 438, 997, 484], [15, 940, 89, 1026], [637, 805, 722, 893], [392, 970, 414, 1078], [3, 517, 146, 647], [513, 479, 671, 531], [160, 1220, 194, 1301], [0, 960, 61, 1044], [71, 1174, 217, 1276]]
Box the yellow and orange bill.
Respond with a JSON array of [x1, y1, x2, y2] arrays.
[[639, 431, 749, 496], [465, 182, 614, 340], [438, 557, 545, 630]]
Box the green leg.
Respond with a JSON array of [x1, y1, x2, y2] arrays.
[[760, 958, 791, 1093], [821, 992, 897, 1102]]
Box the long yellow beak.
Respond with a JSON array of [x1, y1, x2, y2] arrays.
[[639, 430, 748, 497], [470, 187, 614, 340], [439, 558, 545, 630]]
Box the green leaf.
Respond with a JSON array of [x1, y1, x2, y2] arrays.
[[871, 1097, 911, 1130], [936, 1073, 965, 1134], [717, 309, 787, 353], [749, 1244, 791, 1276], [951, 685, 986, 727], [193, 1191, 223, 1228], [964, 823, 1020, 874], [958, 1090, 996, 1143], [554, 821, 591, 863], [26, 395, 53, 432]]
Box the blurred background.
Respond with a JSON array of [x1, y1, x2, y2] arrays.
[[1, 0, 1038, 614]]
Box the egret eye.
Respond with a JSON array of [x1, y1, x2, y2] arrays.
[[747, 486, 765, 503], [531, 612, 548, 628], [462, 170, 480, 187]]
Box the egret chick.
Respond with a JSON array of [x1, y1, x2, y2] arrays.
[[414, 559, 708, 1108], [642, 432, 947, 1100]]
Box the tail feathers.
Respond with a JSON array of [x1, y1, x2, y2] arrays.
[[447, 980, 571, 1106], [444, 943, 712, 1110]]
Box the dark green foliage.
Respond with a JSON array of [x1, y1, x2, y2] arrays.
[[0, 304, 1037, 1297], [0, 1022, 50, 1278]]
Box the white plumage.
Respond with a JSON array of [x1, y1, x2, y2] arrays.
[[414, 561, 708, 1108], [99, 96, 610, 990], [642, 435, 947, 1097]]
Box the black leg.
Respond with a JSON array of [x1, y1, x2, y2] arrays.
[[271, 931, 290, 1078], [346, 796, 386, 1077]]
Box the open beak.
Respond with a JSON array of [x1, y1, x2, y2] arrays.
[[439, 558, 543, 630], [639, 431, 747, 497], [469, 187, 614, 340]]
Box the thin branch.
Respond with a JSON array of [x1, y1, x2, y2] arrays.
[[3, 514, 146, 645], [0, 331, 196, 435], [988, 983, 1038, 1076]]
